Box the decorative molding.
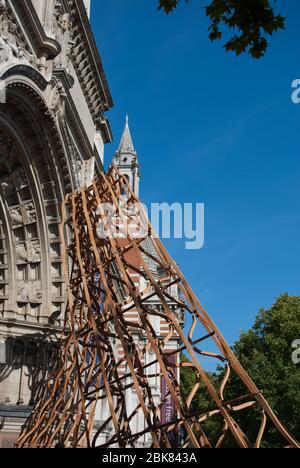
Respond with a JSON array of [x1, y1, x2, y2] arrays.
[[1, 64, 48, 90], [0, 84, 73, 325], [66, 0, 113, 131]]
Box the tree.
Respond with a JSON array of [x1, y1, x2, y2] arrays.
[[158, 0, 285, 58], [180, 294, 300, 447], [227, 293, 300, 447]]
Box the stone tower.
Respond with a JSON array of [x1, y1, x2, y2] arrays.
[[92, 120, 183, 449], [113, 115, 140, 197]]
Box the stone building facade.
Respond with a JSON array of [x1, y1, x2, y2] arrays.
[[0, 0, 113, 447], [0, 0, 183, 448]]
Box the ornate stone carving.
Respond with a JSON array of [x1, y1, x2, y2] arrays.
[[15, 243, 27, 263], [0, 36, 10, 64], [1, 164, 26, 190], [0, 0, 35, 66], [0, 180, 9, 195], [48, 78, 67, 117], [11, 166, 27, 190], [9, 207, 23, 226], [26, 240, 41, 262], [16, 241, 41, 264], [54, 2, 74, 71], [68, 137, 82, 188], [9, 202, 36, 228], [0, 3, 21, 64], [17, 280, 42, 303]]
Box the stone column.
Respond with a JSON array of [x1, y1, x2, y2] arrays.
[[0, 336, 6, 364]]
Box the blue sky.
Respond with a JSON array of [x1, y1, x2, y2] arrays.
[[91, 0, 300, 346]]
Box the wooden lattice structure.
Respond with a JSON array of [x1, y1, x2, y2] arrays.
[[16, 167, 299, 449]]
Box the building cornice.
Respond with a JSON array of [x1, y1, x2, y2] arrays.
[[67, 0, 113, 133], [0, 318, 61, 335]]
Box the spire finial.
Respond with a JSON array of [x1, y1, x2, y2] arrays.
[[117, 114, 136, 154]]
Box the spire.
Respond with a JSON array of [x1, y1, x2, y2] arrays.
[[113, 114, 140, 196], [118, 114, 136, 154]]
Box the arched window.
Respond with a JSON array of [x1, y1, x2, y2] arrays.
[[121, 174, 130, 196]]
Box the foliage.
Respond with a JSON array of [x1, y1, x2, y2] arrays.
[[158, 0, 286, 58], [229, 293, 300, 447], [180, 294, 300, 447]]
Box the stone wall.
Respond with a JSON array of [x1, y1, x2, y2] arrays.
[[0, 0, 113, 446]]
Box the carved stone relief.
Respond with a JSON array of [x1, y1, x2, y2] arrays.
[[9, 202, 37, 228], [54, 2, 74, 71], [0, 0, 35, 67], [0, 127, 43, 316], [17, 280, 42, 303], [16, 240, 41, 264], [1, 167, 28, 202], [11, 166, 27, 191], [48, 78, 67, 117]]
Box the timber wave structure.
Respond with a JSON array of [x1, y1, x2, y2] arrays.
[[0, 0, 298, 450], [16, 167, 300, 449]]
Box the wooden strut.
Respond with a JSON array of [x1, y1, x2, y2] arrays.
[[16, 166, 300, 449]]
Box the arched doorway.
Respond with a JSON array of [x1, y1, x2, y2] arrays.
[[0, 81, 71, 325], [0, 76, 72, 418]]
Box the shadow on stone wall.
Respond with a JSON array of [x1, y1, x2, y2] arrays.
[[0, 330, 60, 406]]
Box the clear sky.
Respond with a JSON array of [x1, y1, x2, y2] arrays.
[[91, 0, 300, 346]]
